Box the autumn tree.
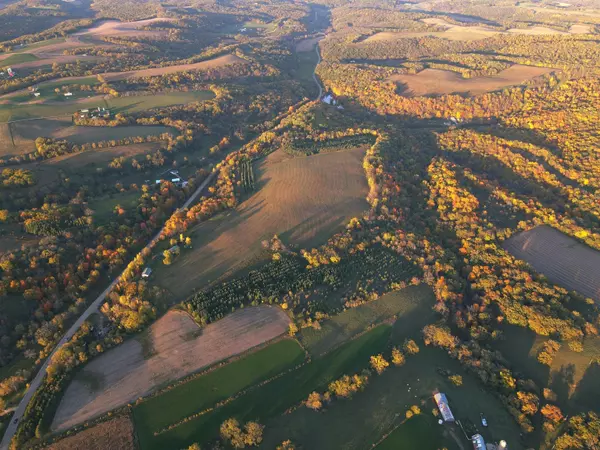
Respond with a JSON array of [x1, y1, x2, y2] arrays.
[[423, 325, 459, 350], [403, 339, 420, 355], [306, 392, 323, 410], [537, 340, 561, 366], [370, 354, 389, 374], [391, 347, 405, 366]]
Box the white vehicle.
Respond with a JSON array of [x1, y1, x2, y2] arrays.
[[480, 413, 488, 427]]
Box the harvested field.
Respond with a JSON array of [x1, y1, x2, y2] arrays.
[[570, 24, 593, 34], [52, 306, 290, 432], [100, 54, 245, 81], [43, 416, 135, 450], [507, 25, 567, 35], [6, 120, 173, 156], [7, 55, 97, 70], [155, 147, 369, 298], [75, 19, 176, 39], [503, 225, 600, 303], [391, 64, 554, 96], [296, 36, 322, 52]]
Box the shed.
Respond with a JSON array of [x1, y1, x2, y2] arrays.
[[142, 267, 152, 278], [472, 434, 486, 450], [433, 392, 455, 422]]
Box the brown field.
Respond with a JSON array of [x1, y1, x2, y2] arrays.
[[101, 54, 245, 82], [391, 64, 554, 96], [569, 24, 594, 34], [503, 225, 600, 303], [51, 306, 290, 431], [44, 416, 135, 450], [364, 18, 579, 43], [8, 55, 98, 70], [0, 123, 13, 156], [296, 36, 323, 52], [156, 147, 369, 298], [74, 18, 176, 39]]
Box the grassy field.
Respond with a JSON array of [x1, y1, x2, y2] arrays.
[[492, 324, 600, 415], [140, 324, 391, 450], [10, 38, 66, 54], [376, 415, 459, 450], [298, 284, 435, 356], [132, 339, 305, 436], [391, 65, 554, 97], [503, 225, 600, 304], [43, 416, 135, 450], [0, 89, 214, 122], [0, 53, 38, 68], [88, 191, 141, 224], [154, 147, 369, 298], [261, 343, 524, 450]]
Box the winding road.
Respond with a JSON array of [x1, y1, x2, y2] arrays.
[[0, 171, 217, 450]]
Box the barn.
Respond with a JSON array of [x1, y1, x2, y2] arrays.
[[433, 392, 455, 422]]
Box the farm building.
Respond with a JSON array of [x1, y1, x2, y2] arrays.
[[156, 169, 188, 187], [322, 93, 338, 105], [433, 392, 455, 422], [77, 107, 110, 119], [472, 434, 486, 450], [142, 267, 152, 279]]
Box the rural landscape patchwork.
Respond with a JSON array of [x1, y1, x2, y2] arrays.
[[0, 0, 599, 449]]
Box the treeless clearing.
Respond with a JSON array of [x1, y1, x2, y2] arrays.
[[74, 18, 176, 39], [43, 416, 135, 450], [0, 235, 39, 254], [569, 24, 593, 34], [156, 147, 369, 298], [51, 306, 289, 432], [391, 64, 554, 96], [503, 225, 600, 303], [507, 26, 567, 35], [296, 36, 323, 52], [7, 55, 98, 70]]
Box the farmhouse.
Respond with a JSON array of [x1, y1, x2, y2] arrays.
[[433, 392, 455, 422], [322, 93, 338, 105], [472, 434, 486, 450], [77, 107, 111, 119], [156, 169, 188, 187]]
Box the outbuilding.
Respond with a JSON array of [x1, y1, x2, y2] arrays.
[[433, 392, 455, 422], [142, 267, 152, 278]]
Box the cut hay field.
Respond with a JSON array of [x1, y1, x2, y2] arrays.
[[52, 306, 290, 432], [363, 18, 582, 44], [74, 18, 176, 39], [391, 65, 554, 97], [132, 339, 305, 439], [0, 89, 215, 122], [1, 119, 173, 158], [503, 225, 600, 303], [139, 324, 391, 450], [298, 284, 435, 357], [155, 147, 369, 299], [296, 36, 323, 52], [260, 344, 523, 450], [43, 416, 135, 450], [493, 324, 600, 416]]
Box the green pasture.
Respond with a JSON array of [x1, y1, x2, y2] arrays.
[[0, 89, 214, 122], [88, 191, 141, 224], [261, 344, 523, 450], [132, 339, 305, 437], [138, 325, 391, 450], [492, 324, 600, 415], [10, 38, 65, 54], [298, 284, 435, 356], [0, 53, 38, 68]]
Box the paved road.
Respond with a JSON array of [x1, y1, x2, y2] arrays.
[[0, 170, 217, 450]]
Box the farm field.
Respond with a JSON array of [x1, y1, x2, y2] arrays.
[[139, 324, 391, 450], [52, 306, 290, 432], [390, 65, 554, 96], [503, 225, 600, 303], [261, 344, 523, 450], [74, 18, 176, 39], [0, 89, 215, 122], [88, 191, 141, 224], [298, 284, 435, 356], [362, 18, 584, 44], [492, 324, 600, 415], [132, 339, 305, 437], [43, 416, 135, 450], [154, 147, 369, 299], [0, 53, 38, 68], [17, 141, 163, 187]]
